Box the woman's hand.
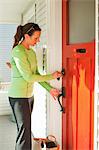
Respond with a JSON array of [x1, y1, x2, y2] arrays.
[[52, 71, 62, 79], [50, 88, 60, 100], [6, 62, 11, 69]]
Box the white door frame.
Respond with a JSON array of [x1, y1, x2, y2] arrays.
[[46, 0, 62, 147]]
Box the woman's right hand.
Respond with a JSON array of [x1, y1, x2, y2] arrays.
[[50, 88, 61, 100], [52, 71, 62, 79]]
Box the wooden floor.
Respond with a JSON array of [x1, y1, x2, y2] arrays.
[[0, 115, 16, 150]]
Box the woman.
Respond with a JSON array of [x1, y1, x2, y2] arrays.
[[8, 22, 62, 150]]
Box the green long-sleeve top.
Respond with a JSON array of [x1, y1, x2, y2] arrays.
[[8, 44, 54, 98]]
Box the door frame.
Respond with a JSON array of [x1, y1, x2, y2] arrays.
[[46, 0, 62, 148]]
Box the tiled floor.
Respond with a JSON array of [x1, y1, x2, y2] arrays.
[[0, 115, 16, 150]]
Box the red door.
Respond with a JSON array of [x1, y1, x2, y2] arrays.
[[62, 0, 95, 150]]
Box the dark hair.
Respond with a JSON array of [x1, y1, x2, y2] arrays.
[[13, 23, 41, 48]]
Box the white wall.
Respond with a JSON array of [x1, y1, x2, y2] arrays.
[[22, 0, 62, 145], [22, 0, 48, 138], [0, 14, 21, 24], [22, 3, 35, 24], [0, 0, 33, 24], [46, 0, 62, 147]]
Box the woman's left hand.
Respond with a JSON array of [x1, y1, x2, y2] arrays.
[[6, 62, 11, 68], [50, 88, 60, 100]]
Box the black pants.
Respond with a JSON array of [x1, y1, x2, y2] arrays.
[[9, 97, 34, 150]]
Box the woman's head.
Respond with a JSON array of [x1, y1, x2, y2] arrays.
[[13, 23, 41, 48]]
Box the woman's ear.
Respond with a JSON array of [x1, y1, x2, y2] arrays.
[[24, 34, 30, 40]]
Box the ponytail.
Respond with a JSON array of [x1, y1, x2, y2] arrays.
[[13, 25, 23, 48]]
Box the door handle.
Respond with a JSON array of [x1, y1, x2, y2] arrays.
[[57, 68, 65, 80], [57, 87, 65, 113]]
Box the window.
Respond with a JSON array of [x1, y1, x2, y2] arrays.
[[0, 24, 17, 82]]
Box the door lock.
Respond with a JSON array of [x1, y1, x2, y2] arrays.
[[57, 68, 65, 80]]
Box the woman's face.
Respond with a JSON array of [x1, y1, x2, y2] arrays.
[[25, 31, 41, 46]]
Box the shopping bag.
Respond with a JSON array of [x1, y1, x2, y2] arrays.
[[33, 135, 60, 150]]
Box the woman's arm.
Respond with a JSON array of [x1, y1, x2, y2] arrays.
[[36, 68, 60, 99], [36, 66, 53, 92], [12, 49, 54, 83]]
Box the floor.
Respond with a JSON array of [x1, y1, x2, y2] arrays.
[[0, 115, 46, 150], [0, 115, 16, 150]]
